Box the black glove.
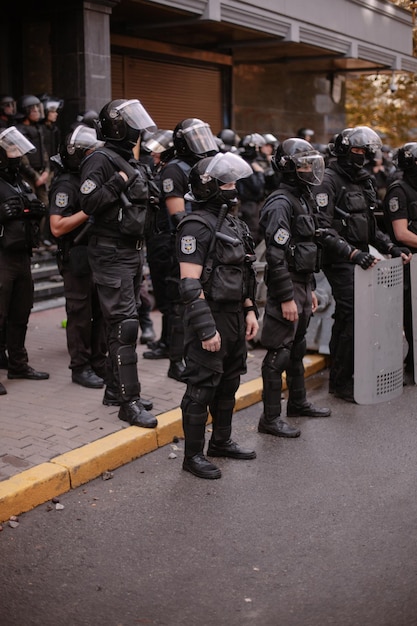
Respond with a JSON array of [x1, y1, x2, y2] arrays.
[[390, 245, 411, 258], [23, 198, 46, 219], [351, 251, 376, 269], [0, 197, 23, 223]]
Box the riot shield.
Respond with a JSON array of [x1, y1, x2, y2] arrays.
[[354, 258, 403, 404], [410, 254, 417, 382]]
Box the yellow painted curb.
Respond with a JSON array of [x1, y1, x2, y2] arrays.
[[51, 428, 158, 489], [155, 408, 184, 447], [0, 355, 328, 522], [0, 463, 70, 522]]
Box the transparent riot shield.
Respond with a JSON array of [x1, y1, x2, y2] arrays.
[[410, 254, 417, 382], [354, 258, 404, 404]]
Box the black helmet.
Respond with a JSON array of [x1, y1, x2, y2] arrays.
[[59, 125, 104, 172], [332, 126, 382, 158], [0, 95, 16, 118], [297, 128, 315, 140], [217, 128, 241, 152], [272, 138, 324, 186], [95, 99, 156, 147], [187, 152, 252, 205], [0, 125, 36, 170], [16, 94, 44, 120], [238, 133, 266, 160], [173, 118, 218, 158], [395, 142, 417, 172]]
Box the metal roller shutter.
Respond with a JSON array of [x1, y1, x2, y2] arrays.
[[112, 54, 223, 133]]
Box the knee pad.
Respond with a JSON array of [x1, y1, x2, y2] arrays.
[[181, 385, 213, 426], [263, 348, 291, 374], [116, 319, 139, 345]]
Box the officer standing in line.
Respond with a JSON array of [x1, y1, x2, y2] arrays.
[[176, 151, 258, 479], [143, 118, 219, 383], [313, 126, 411, 402], [0, 126, 50, 395], [79, 99, 158, 428], [0, 95, 16, 130], [383, 142, 417, 384], [258, 138, 339, 438], [49, 125, 107, 389]]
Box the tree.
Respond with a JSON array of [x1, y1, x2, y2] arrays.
[[346, 1, 417, 147]]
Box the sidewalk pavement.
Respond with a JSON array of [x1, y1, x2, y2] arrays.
[[0, 305, 328, 522]]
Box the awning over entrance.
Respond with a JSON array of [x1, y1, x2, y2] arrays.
[[110, 0, 417, 75]]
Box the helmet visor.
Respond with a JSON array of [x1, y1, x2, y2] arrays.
[[45, 98, 64, 112], [204, 152, 253, 183], [292, 151, 324, 186], [0, 126, 36, 157], [143, 130, 173, 153], [69, 125, 104, 151], [116, 99, 157, 133], [182, 121, 219, 155]]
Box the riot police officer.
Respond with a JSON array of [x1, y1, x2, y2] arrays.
[[177, 151, 259, 479], [313, 126, 411, 402], [0, 126, 50, 395], [144, 117, 219, 383], [258, 138, 336, 438], [383, 142, 417, 382], [49, 125, 107, 389], [79, 99, 158, 428]]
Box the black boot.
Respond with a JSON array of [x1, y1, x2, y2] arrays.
[[143, 341, 169, 359], [103, 386, 153, 411], [287, 402, 331, 417], [182, 454, 222, 479], [72, 366, 104, 389], [118, 400, 157, 428], [207, 439, 256, 459], [258, 413, 301, 438], [0, 350, 8, 370], [0, 381, 7, 395], [139, 310, 156, 345], [167, 360, 186, 382]]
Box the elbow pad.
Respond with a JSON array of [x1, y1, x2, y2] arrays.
[[179, 277, 203, 304], [186, 299, 217, 341], [321, 230, 354, 260]]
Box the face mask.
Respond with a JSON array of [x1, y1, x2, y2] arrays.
[[7, 157, 21, 173], [349, 152, 365, 168], [219, 188, 238, 206]]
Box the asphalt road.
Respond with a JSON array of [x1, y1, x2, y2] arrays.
[[1, 371, 417, 626]]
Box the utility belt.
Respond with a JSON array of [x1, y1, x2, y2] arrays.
[[90, 235, 143, 250]]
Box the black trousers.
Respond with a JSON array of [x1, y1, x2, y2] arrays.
[[323, 262, 355, 392], [61, 264, 107, 375], [0, 250, 33, 372]]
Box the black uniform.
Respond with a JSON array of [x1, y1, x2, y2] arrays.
[[144, 156, 194, 374], [383, 177, 417, 375], [79, 143, 157, 427], [259, 182, 337, 430], [16, 121, 50, 207], [314, 161, 396, 398], [177, 206, 257, 459], [0, 171, 48, 379], [49, 162, 107, 381]]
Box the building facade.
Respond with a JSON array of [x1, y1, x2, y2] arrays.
[[1, 0, 416, 142]]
